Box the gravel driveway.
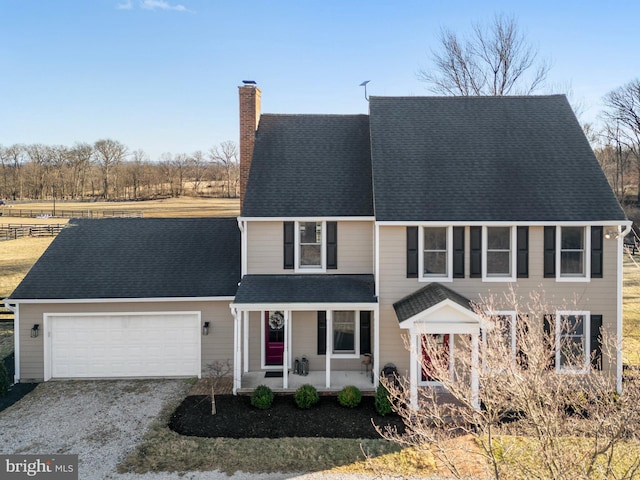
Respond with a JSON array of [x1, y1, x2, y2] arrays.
[[0, 380, 438, 480]]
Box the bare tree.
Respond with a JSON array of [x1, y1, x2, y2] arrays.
[[94, 139, 127, 200], [68, 143, 93, 199], [209, 141, 239, 198], [206, 359, 232, 415], [603, 80, 640, 204], [188, 150, 208, 195], [418, 14, 550, 96], [377, 288, 640, 480]]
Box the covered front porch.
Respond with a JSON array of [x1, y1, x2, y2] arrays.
[[230, 274, 379, 394]]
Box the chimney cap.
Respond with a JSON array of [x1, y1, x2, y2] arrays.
[[242, 80, 257, 85]]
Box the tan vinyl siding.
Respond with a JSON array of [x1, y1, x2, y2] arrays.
[[378, 225, 620, 378], [17, 300, 234, 382], [246, 220, 374, 274]]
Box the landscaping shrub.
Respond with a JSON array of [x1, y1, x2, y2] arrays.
[[338, 386, 362, 408], [375, 383, 393, 416], [294, 384, 319, 409], [0, 360, 9, 397], [251, 385, 274, 410]]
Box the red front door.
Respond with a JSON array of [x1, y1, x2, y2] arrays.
[[421, 334, 450, 382], [265, 311, 285, 366]]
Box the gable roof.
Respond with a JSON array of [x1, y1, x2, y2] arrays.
[[369, 95, 627, 222], [9, 217, 241, 300], [233, 274, 377, 305], [241, 114, 374, 218], [393, 283, 473, 323]]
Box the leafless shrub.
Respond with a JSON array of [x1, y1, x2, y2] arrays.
[[376, 287, 640, 479], [206, 359, 232, 415]]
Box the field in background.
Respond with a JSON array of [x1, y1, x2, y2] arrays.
[[623, 256, 640, 366], [0, 196, 240, 219]]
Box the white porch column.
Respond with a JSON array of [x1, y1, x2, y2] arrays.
[[232, 308, 241, 395], [325, 310, 332, 388], [471, 332, 480, 410], [243, 311, 249, 373], [283, 310, 290, 389], [373, 305, 380, 388], [410, 329, 418, 409]]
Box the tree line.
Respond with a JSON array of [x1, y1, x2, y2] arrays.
[[0, 139, 240, 201]]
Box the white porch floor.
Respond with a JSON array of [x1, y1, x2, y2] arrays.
[[237, 370, 376, 394]]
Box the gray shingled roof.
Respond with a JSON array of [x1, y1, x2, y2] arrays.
[[369, 95, 627, 222], [233, 274, 377, 304], [393, 283, 473, 323], [241, 114, 374, 217], [9, 217, 240, 300]]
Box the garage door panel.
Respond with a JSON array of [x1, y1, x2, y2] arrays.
[[49, 314, 200, 379]]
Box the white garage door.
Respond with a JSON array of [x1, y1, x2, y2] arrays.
[[47, 313, 201, 379]]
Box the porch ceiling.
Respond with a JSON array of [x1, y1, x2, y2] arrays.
[[232, 274, 377, 305]]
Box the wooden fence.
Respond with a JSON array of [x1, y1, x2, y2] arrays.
[[0, 224, 66, 241], [1, 209, 143, 219]]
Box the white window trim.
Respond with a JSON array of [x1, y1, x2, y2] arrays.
[[555, 310, 590, 374], [294, 220, 326, 273], [329, 310, 360, 359], [482, 226, 517, 282], [482, 311, 517, 372], [556, 226, 591, 282], [417, 333, 455, 386], [418, 225, 453, 282]]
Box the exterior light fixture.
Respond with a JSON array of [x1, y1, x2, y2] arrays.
[[605, 230, 619, 240], [31, 324, 40, 338], [202, 321, 210, 336]]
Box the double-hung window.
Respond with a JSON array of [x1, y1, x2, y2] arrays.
[[332, 311, 357, 355], [420, 226, 452, 281], [482, 311, 517, 372], [556, 311, 589, 373], [297, 221, 325, 271], [482, 226, 516, 281], [558, 226, 590, 280]]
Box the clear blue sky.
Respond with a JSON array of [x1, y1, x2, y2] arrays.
[[1, 0, 639, 161]]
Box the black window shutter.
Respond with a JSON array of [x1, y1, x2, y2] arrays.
[[544, 226, 556, 278], [543, 314, 555, 370], [517, 226, 529, 278], [516, 315, 529, 370], [590, 314, 603, 370], [283, 221, 294, 269], [470, 226, 482, 278], [591, 226, 603, 278], [406, 226, 418, 278], [359, 311, 371, 354], [317, 311, 327, 355], [327, 221, 338, 269], [453, 227, 465, 278]]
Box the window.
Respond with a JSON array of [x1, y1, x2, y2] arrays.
[[559, 226, 588, 278], [332, 311, 356, 354], [297, 221, 325, 270], [423, 227, 447, 276], [419, 226, 452, 281], [483, 226, 516, 281], [482, 312, 516, 372], [556, 311, 589, 373]]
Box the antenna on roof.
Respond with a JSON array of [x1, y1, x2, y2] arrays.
[[242, 80, 257, 85], [359, 80, 370, 101]]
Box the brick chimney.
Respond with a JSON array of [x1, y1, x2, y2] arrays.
[[239, 82, 261, 208]]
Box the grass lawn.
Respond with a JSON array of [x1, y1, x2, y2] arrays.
[[624, 255, 640, 366]]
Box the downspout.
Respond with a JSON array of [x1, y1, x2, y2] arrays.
[[3, 300, 19, 383], [618, 221, 633, 393], [236, 218, 247, 277]]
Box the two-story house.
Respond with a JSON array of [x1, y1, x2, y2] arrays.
[[4, 83, 630, 408]]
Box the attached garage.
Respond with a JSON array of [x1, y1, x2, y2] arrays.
[[44, 312, 201, 380]]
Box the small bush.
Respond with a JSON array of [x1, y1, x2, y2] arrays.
[[294, 384, 319, 409], [338, 386, 362, 408], [251, 385, 274, 410], [375, 383, 393, 416], [0, 360, 9, 397]]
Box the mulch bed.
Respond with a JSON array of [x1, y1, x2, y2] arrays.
[[169, 394, 406, 439], [1, 353, 37, 413]]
